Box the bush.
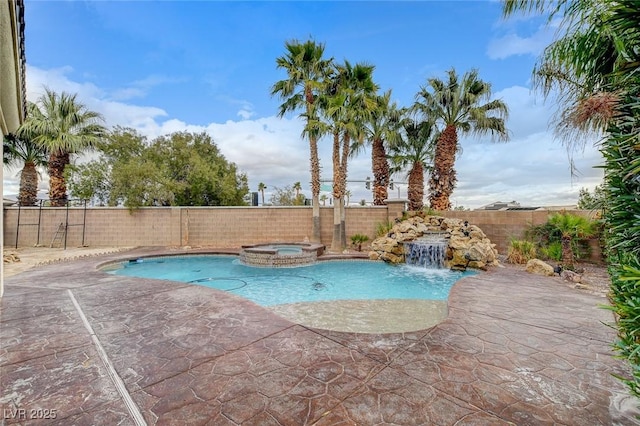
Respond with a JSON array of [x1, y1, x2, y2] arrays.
[[350, 233, 370, 251], [375, 221, 394, 237], [525, 213, 601, 266], [506, 239, 537, 264], [539, 241, 562, 262]]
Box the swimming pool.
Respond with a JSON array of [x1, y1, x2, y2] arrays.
[[107, 255, 475, 307]]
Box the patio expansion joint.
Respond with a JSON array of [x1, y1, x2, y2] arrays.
[[131, 323, 305, 393], [67, 289, 147, 426], [466, 308, 614, 345]]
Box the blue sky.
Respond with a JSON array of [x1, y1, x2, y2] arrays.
[[5, 1, 604, 208]]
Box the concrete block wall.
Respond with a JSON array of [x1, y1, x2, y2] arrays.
[[3, 205, 389, 250], [3, 205, 599, 256], [443, 210, 599, 254]]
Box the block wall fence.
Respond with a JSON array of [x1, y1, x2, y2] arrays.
[[2, 204, 599, 256]]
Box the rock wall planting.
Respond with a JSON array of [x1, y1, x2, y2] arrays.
[[369, 213, 499, 270]]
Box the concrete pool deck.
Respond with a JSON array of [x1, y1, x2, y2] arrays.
[[1, 246, 639, 425]]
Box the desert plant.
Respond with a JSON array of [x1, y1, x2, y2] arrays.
[[539, 241, 563, 262], [350, 233, 370, 251], [526, 214, 600, 266], [506, 239, 537, 264], [548, 212, 597, 270], [375, 221, 394, 237]]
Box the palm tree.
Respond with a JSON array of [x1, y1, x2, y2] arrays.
[[321, 60, 378, 251], [293, 181, 301, 198], [3, 131, 48, 206], [355, 90, 404, 206], [414, 68, 509, 211], [17, 89, 107, 206], [344, 189, 352, 206], [258, 182, 267, 205], [388, 118, 438, 211], [271, 39, 333, 242], [548, 212, 596, 271]]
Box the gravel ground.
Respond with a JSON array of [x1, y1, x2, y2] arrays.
[[502, 260, 612, 299], [3, 246, 134, 277]]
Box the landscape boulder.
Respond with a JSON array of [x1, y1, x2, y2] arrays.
[[561, 269, 583, 283], [525, 259, 555, 276]]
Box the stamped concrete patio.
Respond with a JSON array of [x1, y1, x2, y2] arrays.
[[1, 247, 639, 425]]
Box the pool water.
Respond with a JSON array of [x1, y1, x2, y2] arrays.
[[265, 245, 303, 255], [108, 255, 475, 307]]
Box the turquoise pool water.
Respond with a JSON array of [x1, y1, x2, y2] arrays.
[[108, 255, 475, 306]]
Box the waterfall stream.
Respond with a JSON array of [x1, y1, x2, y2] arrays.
[[405, 234, 448, 268]]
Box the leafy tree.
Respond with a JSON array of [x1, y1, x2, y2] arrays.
[[3, 131, 48, 206], [65, 161, 111, 205], [577, 185, 606, 210], [269, 185, 305, 206], [68, 129, 248, 209], [389, 119, 438, 211], [17, 88, 107, 206], [272, 39, 333, 242], [414, 68, 509, 211]]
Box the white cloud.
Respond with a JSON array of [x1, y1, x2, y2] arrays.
[[27, 65, 169, 133], [5, 66, 604, 209], [487, 22, 555, 60], [110, 74, 184, 101], [452, 84, 604, 209]]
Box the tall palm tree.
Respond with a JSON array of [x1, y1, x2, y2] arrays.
[[3, 131, 48, 206], [271, 39, 333, 242], [258, 182, 267, 205], [322, 60, 378, 251], [388, 119, 438, 211], [354, 90, 404, 206], [414, 68, 509, 211], [17, 89, 107, 206]]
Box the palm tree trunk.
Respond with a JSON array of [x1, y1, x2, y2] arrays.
[[48, 151, 70, 207], [18, 161, 39, 206], [408, 161, 424, 211], [340, 133, 350, 249], [372, 137, 389, 205], [310, 135, 321, 242], [561, 235, 575, 271], [331, 131, 342, 252], [428, 125, 458, 211]]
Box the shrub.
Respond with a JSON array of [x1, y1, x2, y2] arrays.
[[375, 221, 394, 237], [506, 239, 537, 264], [350, 233, 370, 252], [525, 213, 601, 268], [539, 241, 562, 262]]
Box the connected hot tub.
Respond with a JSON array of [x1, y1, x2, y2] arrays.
[[239, 242, 325, 267]]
